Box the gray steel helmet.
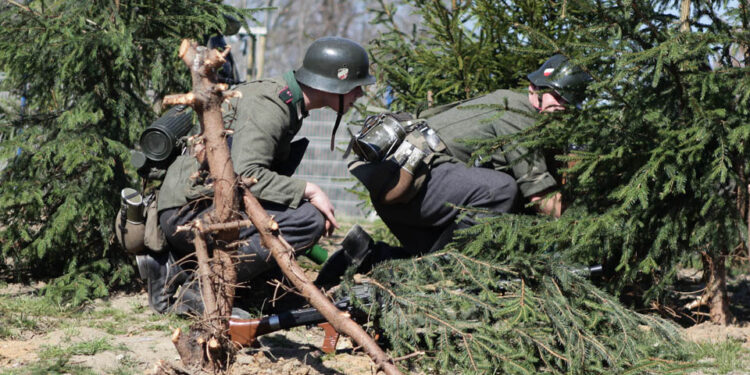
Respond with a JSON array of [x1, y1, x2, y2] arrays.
[[527, 54, 592, 105], [295, 37, 376, 94]]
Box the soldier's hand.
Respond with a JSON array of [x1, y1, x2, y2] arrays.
[[304, 182, 339, 236]]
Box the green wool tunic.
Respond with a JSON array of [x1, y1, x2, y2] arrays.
[[425, 89, 558, 198], [158, 73, 308, 212]]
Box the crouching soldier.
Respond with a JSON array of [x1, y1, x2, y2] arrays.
[[122, 37, 375, 314], [317, 55, 592, 285]]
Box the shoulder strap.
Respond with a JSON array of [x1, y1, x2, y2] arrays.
[[417, 97, 472, 119], [278, 89, 298, 126]]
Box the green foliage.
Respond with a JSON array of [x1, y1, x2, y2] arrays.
[[0, 338, 122, 375], [348, 252, 701, 374], [40, 337, 121, 358], [506, 0, 749, 301], [0, 292, 68, 339], [0, 357, 96, 375], [365, 0, 749, 371], [0, 1, 253, 303], [140, 310, 191, 332]]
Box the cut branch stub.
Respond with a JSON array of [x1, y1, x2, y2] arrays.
[[163, 92, 196, 106]]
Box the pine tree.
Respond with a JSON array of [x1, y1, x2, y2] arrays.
[[0, 0, 251, 304], [369, 0, 749, 324], [512, 0, 749, 324]]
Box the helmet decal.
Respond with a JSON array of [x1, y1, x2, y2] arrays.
[[543, 68, 555, 77], [337, 68, 349, 80]]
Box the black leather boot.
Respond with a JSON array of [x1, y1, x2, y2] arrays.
[[314, 225, 375, 288], [169, 278, 205, 316], [235, 240, 275, 282], [136, 251, 188, 314]]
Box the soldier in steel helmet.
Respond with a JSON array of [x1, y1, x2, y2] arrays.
[[314, 55, 592, 286], [402, 53, 593, 221], [139, 37, 375, 314]]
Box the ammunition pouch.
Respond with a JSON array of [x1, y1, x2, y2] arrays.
[[276, 138, 310, 177], [143, 192, 167, 252]]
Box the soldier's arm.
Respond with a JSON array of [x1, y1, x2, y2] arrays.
[[231, 92, 306, 208]]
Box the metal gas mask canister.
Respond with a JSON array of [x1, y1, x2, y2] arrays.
[[352, 114, 407, 162]]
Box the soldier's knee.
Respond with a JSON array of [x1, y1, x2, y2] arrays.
[[485, 171, 518, 213], [295, 202, 327, 240], [504, 175, 519, 199]]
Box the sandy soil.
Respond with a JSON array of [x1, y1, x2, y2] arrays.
[[684, 321, 750, 348], [0, 290, 375, 374], [0, 229, 378, 375]]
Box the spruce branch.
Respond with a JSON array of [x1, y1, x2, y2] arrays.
[[6, 0, 34, 14]]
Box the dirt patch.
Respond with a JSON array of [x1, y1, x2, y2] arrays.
[[684, 322, 750, 348], [0, 223, 384, 374], [0, 340, 38, 368], [0, 283, 374, 374]]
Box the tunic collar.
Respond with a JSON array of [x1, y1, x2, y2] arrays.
[[283, 70, 308, 120]]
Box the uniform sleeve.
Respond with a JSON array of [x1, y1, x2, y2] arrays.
[[498, 146, 558, 198], [231, 91, 306, 208], [157, 155, 201, 212], [491, 105, 558, 199]]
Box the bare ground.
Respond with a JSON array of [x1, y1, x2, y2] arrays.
[[0, 289, 377, 374], [0, 228, 380, 375], [3, 278, 750, 375]]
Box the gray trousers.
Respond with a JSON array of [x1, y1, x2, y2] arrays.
[[374, 162, 518, 253], [159, 200, 325, 283]]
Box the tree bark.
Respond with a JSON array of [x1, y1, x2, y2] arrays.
[[679, 0, 690, 32], [163, 39, 241, 371], [701, 251, 733, 325], [256, 34, 267, 79]]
